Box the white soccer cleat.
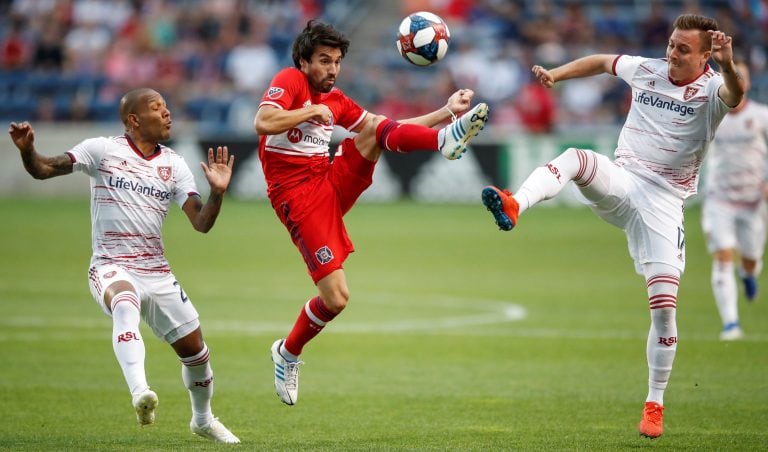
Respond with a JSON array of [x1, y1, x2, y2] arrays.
[[132, 389, 158, 426], [270, 339, 302, 405], [190, 417, 241, 444], [719, 323, 744, 341], [438, 102, 489, 160]]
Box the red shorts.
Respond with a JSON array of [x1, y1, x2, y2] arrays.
[[271, 138, 375, 283]]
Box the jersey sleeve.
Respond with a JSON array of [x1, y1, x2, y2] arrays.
[[66, 137, 108, 176], [260, 68, 300, 110], [706, 74, 731, 120], [613, 55, 645, 83], [334, 91, 367, 130], [172, 155, 199, 207], [761, 105, 768, 145]]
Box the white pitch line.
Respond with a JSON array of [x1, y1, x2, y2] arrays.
[[2, 298, 767, 342]]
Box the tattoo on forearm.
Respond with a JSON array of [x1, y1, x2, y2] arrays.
[[48, 154, 74, 176], [721, 65, 743, 81], [21, 151, 72, 178]]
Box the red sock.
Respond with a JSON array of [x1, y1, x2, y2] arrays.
[[375, 118, 439, 153], [284, 296, 337, 356]]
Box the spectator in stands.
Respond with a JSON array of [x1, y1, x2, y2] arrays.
[[225, 17, 279, 94], [1, 15, 30, 70], [31, 23, 64, 72]]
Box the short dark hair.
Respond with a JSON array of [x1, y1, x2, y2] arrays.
[[291, 20, 350, 68], [119, 88, 156, 126], [672, 14, 719, 51]]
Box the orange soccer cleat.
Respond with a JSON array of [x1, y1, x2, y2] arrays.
[[481, 186, 519, 231], [638, 401, 664, 438]]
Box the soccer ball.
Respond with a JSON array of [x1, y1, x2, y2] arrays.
[[396, 11, 450, 66]]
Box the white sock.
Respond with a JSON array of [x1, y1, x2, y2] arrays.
[[712, 260, 739, 327], [279, 343, 300, 362], [181, 344, 214, 427], [644, 267, 680, 406], [111, 291, 148, 396], [515, 148, 602, 216]]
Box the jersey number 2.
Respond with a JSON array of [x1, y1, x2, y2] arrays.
[[173, 281, 189, 303]]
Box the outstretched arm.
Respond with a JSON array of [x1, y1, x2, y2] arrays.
[[709, 30, 745, 108], [396, 89, 476, 127], [8, 122, 73, 179], [254, 104, 333, 136], [532, 54, 617, 88], [182, 146, 234, 233]]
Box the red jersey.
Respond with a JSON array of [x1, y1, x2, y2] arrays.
[[258, 67, 367, 198]]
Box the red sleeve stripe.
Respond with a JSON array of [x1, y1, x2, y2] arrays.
[[611, 55, 622, 76]]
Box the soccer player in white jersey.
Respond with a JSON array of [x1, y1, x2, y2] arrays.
[[480, 14, 744, 438], [702, 60, 768, 341], [8, 88, 240, 444]]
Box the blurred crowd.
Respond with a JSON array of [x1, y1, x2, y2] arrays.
[[0, 0, 766, 135]]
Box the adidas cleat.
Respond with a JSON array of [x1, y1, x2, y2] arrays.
[[271, 339, 302, 405], [438, 102, 489, 160]]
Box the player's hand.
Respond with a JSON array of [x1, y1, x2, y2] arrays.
[[8, 121, 35, 152], [310, 104, 333, 125], [532, 65, 556, 88], [709, 30, 733, 67], [201, 146, 234, 195], [445, 89, 474, 115]]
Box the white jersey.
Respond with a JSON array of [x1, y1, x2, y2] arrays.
[[67, 135, 198, 274], [704, 100, 768, 205], [613, 56, 731, 199]]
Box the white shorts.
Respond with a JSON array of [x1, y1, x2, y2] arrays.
[[701, 197, 767, 259], [87, 264, 200, 344], [577, 153, 686, 275]]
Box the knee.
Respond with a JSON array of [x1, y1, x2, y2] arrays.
[[561, 147, 579, 157], [368, 114, 388, 131], [105, 280, 138, 312], [353, 114, 388, 157], [322, 286, 350, 313], [714, 249, 734, 263]]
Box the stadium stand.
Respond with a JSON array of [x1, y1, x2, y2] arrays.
[[0, 0, 765, 135]]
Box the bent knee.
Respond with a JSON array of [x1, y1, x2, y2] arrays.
[[322, 288, 350, 313], [367, 114, 388, 130]]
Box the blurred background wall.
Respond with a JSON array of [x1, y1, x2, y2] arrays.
[[1, 0, 765, 202]]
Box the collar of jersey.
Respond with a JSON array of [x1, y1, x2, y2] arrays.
[[125, 134, 162, 160]]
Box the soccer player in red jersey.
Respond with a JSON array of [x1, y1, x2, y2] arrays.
[[254, 20, 489, 406]]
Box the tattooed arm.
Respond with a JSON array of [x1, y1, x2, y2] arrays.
[[8, 122, 73, 179], [709, 30, 745, 108]]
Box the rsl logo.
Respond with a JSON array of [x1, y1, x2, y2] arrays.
[[683, 86, 699, 101], [657, 336, 677, 347], [157, 166, 172, 181], [194, 377, 214, 388], [117, 331, 140, 343]]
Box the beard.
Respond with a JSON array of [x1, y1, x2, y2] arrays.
[[312, 76, 336, 93]]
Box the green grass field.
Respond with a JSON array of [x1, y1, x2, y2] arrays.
[[1, 198, 766, 451]]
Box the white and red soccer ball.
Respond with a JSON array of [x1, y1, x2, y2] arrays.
[[396, 11, 450, 66]]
